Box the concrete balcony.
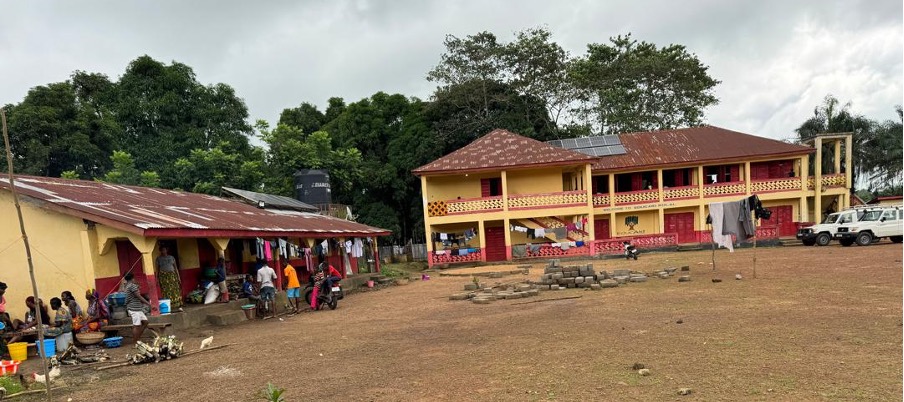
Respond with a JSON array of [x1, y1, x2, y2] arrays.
[[806, 174, 846, 190], [750, 177, 801, 193], [663, 185, 700, 200], [702, 181, 746, 197], [508, 190, 587, 211], [613, 189, 659, 205]]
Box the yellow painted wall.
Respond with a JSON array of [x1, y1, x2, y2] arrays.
[[426, 174, 495, 202], [507, 168, 564, 195], [614, 210, 659, 237], [0, 192, 94, 320], [176, 238, 201, 268]]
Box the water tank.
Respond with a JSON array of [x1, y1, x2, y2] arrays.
[[293, 169, 332, 206]]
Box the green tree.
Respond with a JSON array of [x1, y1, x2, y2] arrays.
[[278, 102, 325, 135], [257, 121, 362, 198], [570, 34, 720, 134], [113, 55, 255, 183], [101, 150, 159, 186], [795, 95, 876, 188], [1, 75, 116, 178], [169, 142, 265, 194]]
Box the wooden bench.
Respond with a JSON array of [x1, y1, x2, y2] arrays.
[[103, 323, 172, 338]]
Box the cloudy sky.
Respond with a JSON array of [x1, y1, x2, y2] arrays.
[[1, 0, 901, 142]]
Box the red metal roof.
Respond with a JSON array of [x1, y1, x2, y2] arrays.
[[592, 126, 813, 171], [412, 129, 597, 175], [0, 176, 390, 238]]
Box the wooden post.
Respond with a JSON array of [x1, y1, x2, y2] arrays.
[[2, 109, 53, 401]]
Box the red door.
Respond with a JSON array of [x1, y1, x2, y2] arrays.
[[594, 219, 611, 240], [770, 205, 796, 237], [115, 241, 146, 295], [484, 226, 507, 262], [665, 213, 696, 244]]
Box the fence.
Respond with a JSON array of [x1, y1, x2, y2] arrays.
[[379, 244, 429, 263]]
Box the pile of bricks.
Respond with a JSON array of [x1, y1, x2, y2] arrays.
[[537, 261, 602, 290], [449, 281, 541, 304]]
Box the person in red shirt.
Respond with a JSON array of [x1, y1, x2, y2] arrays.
[[317, 262, 342, 293]]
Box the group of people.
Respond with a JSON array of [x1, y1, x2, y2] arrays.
[[241, 261, 342, 319], [0, 281, 111, 358]]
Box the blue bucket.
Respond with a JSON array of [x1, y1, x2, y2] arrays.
[[35, 338, 56, 358]]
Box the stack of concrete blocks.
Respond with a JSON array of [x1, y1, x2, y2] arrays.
[[537, 261, 602, 290], [449, 281, 541, 304]]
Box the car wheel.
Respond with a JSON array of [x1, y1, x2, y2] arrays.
[[815, 233, 832, 246], [855, 232, 873, 246], [890, 236, 903, 243], [801, 239, 816, 246]]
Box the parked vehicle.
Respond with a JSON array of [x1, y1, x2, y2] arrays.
[[796, 206, 873, 246], [835, 205, 903, 246], [623, 241, 638, 260], [303, 276, 344, 310]]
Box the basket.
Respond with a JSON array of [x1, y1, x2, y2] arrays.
[[0, 360, 20, 375], [76, 332, 106, 345], [102, 336, 123, 348]]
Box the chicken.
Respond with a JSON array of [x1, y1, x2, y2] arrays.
[[199, 336, 214, 350], [33, 366, 61, 385], [18, 374, 32, 390]]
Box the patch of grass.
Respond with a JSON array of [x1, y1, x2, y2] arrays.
[[0, 374, 24, 394], [380, 262, 426, 278]]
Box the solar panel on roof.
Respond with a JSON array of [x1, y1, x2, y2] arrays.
[[545, 135, 627, 157]]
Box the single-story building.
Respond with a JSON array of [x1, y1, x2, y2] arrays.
[[0, 175, 389, 320]]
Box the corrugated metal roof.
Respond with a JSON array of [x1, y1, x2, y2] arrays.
[[221, 186, 318, 212], [591, 126, 814, 171], [412, 129, 597, 175], [0, 176, 390, 238]]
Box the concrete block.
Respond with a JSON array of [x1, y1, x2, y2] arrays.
[[552, 273, 564, 280], [449, 293, 470, 301], [613, 269, 631, 277], [614, 276, 629, 284], [464, 283, 479, 291], [678, 275, 692, 282], [574, 276, 585, 284], [590, 284, 601, 290], [599, 279, 618, 288], [472, 298, 493, 304], [563, 278, 576, 285], [630, 276, 648, 283], [566, 283, 576, 288]]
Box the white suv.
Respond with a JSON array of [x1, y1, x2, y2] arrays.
[[834, 206, 904, 246], [797, 208, 868, 246]]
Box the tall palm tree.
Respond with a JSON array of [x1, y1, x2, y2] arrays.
[[795, 95, 874, 188]]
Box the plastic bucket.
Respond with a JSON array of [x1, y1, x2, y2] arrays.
[[159, 299, 171, 315], [36, 338, 56, 358], [7, 343, 26, 362], [0, 360, 20, 375], [366, 280, 374, 288], [241, 304, 256, 320]]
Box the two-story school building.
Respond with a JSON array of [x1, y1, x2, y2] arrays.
[[413, 126, 852, 266]]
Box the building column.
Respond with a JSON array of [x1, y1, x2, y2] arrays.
[[609, 212, 617, 238], [501, 171, 509, 212], [744, 161, 752, 195], [833, 139, 842, 174], [800, 155, 809, 191], [814, 138, 823, 220], [478, 220, 487, 262], [140, 252, 161, 316], [658, 208, 665, 234], [657, 169, 664, 202], [697, 165, 705, 199], [503, 218, 512, 261], [800, 197, 809, 223], [425, 224, 434, 267], [698, 204, 706, 242], [585, 164, 596, 255], [844, 134, 853, 192], [421, 175, 433, 267], [608, 173, 616, 207]]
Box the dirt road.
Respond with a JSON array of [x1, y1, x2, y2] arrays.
[[29, 244, 904, 401]]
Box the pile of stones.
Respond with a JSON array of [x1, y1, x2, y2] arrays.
[[449, 281, 541, 304]]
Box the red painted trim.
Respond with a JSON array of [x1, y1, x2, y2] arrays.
[[592, 150, 813, 173], [445, 208, 503, 216], [143, 228, 391, 238], [509, 203, 585, 211], [508, 190, 586, 199], [703, 192, 746, 198], [662, 196, 699, 201], [505, 245, 512, 261], [414, 160, 595, 176], [447, 195, 503, 203]]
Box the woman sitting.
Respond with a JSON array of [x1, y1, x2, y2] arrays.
[[81, 289, 109, 332], [47, 297, 73, 351], [9, 297, 51, 344], [62, 290, 86, 331]]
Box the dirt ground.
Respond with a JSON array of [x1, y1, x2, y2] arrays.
[[19, 243, 904, 401]]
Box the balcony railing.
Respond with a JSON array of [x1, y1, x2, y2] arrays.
[[592, 193, 610, 207], [427, 196, 503, 217], [508, 190, 587, 210], [703, 181, 746, 197], [806, 174, 847, 190], [614, 189, 659, 205], [663, 185, 700, 200], [750, 177, 801, 193]]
